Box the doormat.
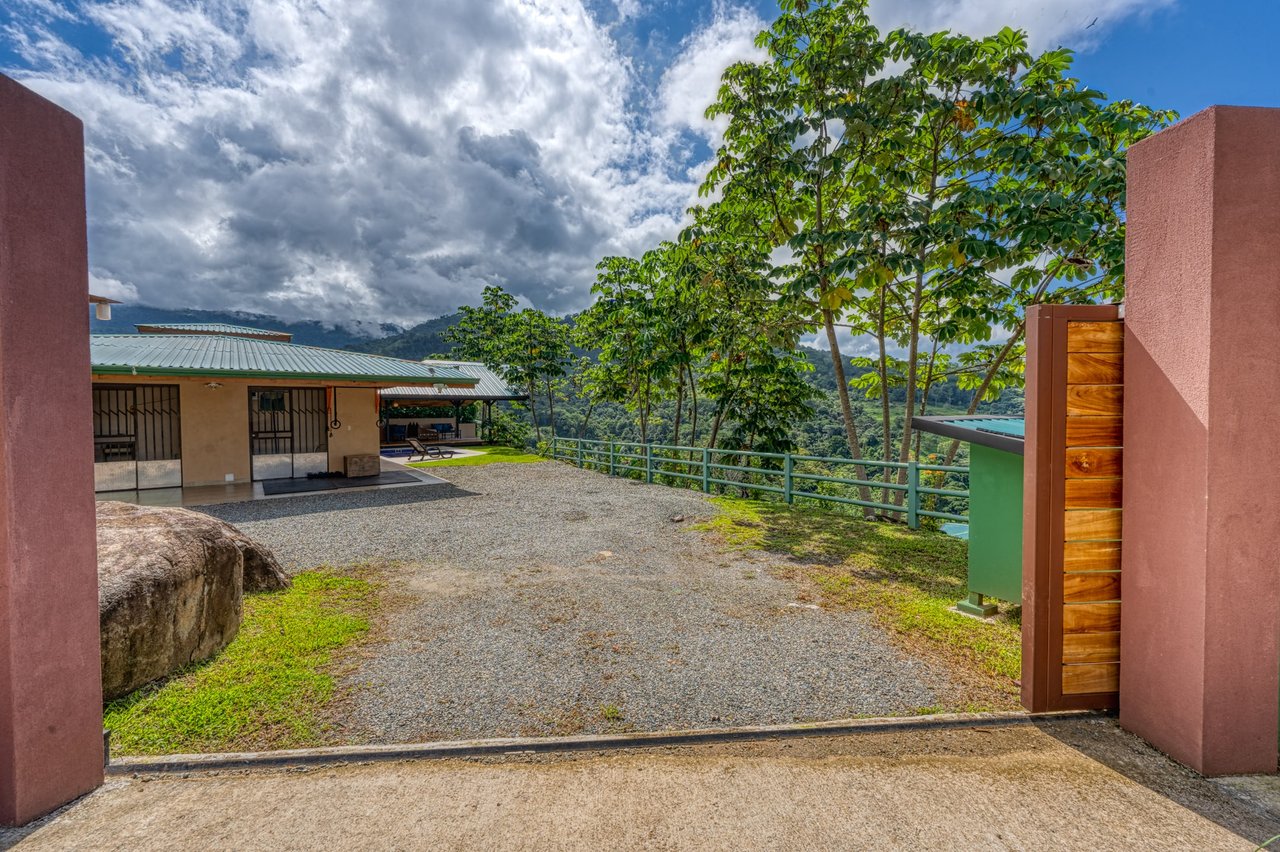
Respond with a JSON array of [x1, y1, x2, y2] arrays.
[[261, 470, 434, 496]]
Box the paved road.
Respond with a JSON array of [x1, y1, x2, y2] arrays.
[[205, 463, 956, 742], [5, 718, 1276, 850]]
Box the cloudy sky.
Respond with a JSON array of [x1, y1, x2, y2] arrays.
[[2, 0, 1276, 326]]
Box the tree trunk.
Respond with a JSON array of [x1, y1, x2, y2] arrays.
[[639, 378, 651, 445], [544, 379, 556, 438], [897, 142, 941, 488], [943, 325, 1025, 465], [526, 379, 541, 444], [896, 277, 922, 474], [672, 370, 685, 445], [823, 306, 872, 506], [875, 281, 893, 503], [708, 408, 725, 451], [686, 364, 699, 447]]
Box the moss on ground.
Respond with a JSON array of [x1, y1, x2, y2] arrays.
[[408, 445, 546, 468], [104, 570, 378, 756], [697, 498, 1021, 707]]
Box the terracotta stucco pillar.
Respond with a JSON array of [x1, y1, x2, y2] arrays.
[[0, 75, 104, 824], [1121, 106, 1280, 776]]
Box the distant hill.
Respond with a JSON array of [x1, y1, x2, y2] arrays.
[[343, 313, 461, 359], [92, 305, 402, 349]]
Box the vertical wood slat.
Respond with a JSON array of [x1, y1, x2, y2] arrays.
[[1063, 662, 1120, 694], [1064, 417, 1123, 447], [1064, 478, 1122, 509]]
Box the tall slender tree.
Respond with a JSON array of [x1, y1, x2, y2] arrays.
[[446, 285, 570, 443]]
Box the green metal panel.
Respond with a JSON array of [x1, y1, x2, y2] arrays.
[[966, 443, 1024, 604]]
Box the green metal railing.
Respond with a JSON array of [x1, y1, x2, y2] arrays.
[[548, 436, 968, 529]]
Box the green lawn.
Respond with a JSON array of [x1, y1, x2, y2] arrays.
[[103, 570, 377, 756], [697, 498, 1021, 707], [408, 445, 545, 467]]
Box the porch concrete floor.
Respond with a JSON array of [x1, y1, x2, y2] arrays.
[[94, 459, 445, 508]]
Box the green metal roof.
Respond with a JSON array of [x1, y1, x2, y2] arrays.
[[136, 322, 290, 339], [91, 334, 479, 385], [943, 417, 1026, 439], [380, 360, 525, 401], [913, 415, 1025, 455]]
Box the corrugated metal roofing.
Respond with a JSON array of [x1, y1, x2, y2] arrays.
[[945, 417, 1026, 439], [136, 322, 291, 339], [91, 335, 478, 385], [380, 360, 524, 400]]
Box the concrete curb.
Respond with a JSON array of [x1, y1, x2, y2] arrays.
[[107, 710, 1106, 776]]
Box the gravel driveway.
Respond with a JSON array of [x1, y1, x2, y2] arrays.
[[204, 462, 949, 743]]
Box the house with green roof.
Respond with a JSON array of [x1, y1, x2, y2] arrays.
[[90, 322, 478, 492]]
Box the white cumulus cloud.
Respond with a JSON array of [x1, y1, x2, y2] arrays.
[[3, 0, 1170, 326], [869, 0, 1175, 51]]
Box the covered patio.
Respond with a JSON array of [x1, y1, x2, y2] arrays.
[[379, 359, 526, 448]]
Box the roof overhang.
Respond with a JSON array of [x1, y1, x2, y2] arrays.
[[379, 388, 528, 401], [913, 415, 1026, 456], [90, 367, 478, 387]]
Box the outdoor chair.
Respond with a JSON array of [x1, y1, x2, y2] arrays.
[[406, 437, 454, 461]]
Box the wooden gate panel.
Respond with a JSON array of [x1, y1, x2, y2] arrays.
[[1023, 304, 1124, 712]]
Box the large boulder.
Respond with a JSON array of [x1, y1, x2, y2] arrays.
[[96, 502, 290, 700]]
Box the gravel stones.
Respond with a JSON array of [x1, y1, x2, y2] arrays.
[[199, 463, 946, 743]]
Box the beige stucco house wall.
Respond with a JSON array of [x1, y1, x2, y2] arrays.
[[92, 376, 384, 488]]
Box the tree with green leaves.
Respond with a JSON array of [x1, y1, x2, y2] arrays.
[[445, 285, 571, 443], [859, 27, 1173, 470], [705, 0, 1173, 477], [574, 254, 670, 444], [703, 0, 903, 468]]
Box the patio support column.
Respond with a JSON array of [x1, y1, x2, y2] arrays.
[[1121, 106, 1280, 775], [0, 75, 103, 824]]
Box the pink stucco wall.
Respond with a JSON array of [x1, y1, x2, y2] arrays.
[[1121, 106, 1280, 776], [0, 75, 104, 824]]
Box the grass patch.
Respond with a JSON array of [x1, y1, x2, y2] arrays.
[[104, 570, 378, 756], [697, 498, 1021, 706], [408, 445, 546, 467]]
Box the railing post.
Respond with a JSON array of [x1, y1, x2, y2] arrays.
[[907, 460, 920, 530], [577, 439, 583, 469], [646, 442, 654, 484], [702, 447, 711, 493], [551, 435, 557, 461], [609, 441, 616, 476], [784, 454, 794, 504]]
